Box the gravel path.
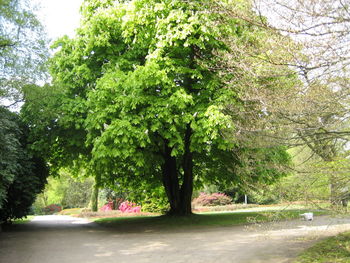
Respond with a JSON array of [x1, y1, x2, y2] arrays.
[[1, 215, 350, 263]]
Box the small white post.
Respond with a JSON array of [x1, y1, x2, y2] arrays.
[[244, 195, 248, 205]]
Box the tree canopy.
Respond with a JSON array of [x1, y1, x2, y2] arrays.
[[31, 0, 293, 215]]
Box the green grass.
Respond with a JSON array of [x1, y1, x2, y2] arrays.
[[293, 231, 350, 263], [94, 209, 326, 231], [13, 215, 34, 224], [59, 208, 84, 216]]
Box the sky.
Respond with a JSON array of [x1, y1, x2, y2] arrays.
[[33, 0, 84, 40]]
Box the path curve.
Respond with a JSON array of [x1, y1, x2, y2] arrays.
[[1, 215, 350, 263]]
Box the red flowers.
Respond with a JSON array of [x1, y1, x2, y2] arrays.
[[43, 204, 62, 214]]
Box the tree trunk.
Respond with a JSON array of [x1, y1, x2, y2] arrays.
[[162, 144, 181, 215], [90, 175, 100, 212], [162, 126, 194, 216], [180, 124, 193, 215], [330, 180, 337, 206], [162, 44, 195, 215]]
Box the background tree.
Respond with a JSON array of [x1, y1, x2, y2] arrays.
[[251, 0, 350, 206], [33, 170, 94, 212], [0, 0, 48, 107], [207, 0, 350, 207]]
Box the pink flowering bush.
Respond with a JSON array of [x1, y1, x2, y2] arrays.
[[118, 201, 141, 213], [192, 192, 232, 207], [100, 201, 113, 212]]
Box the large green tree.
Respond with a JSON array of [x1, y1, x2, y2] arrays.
[[39, 0, 294, 215], [51, 0, 234, 215]]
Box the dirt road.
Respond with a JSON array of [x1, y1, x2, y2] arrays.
[[1, 215, 350, 263]]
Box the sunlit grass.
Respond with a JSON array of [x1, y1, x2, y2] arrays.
[[94, 209, 327, 231], [293, 231, 350, 263], [13, 215, 34, 224]]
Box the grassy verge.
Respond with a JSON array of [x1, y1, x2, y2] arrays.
[[94, 209, 326, 231], [13, 215, 34, 224], [293, 231, 350, 263]]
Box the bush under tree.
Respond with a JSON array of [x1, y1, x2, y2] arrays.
[[0, 107, 48, 223]]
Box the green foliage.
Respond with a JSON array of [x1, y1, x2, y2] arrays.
[[21, 84, 89, 174], [48, 0, 237, 213], [61, 175, 94, 209], [33, 170, 94, 212], [240, 146, 291, 185], [277, 173, 330, 203], [0, 0, 48, 105], [274, 146, 350, 204], [3, 156, 48, 221], [293, 231, 350, 263], [30, 0, 294, 214], [197, 145, 291, 195], [100, 182, 169, 213], [246, 185, 281, 205], [140, 187, 169, 213], [0, 107, 21, 208], [12, 215, 34, 224], [0, 107, 49, 222]]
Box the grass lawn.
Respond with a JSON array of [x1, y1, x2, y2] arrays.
[[13, 215, 34, 224], [94, 209, 326, 231], [293, 231, 350, 263]]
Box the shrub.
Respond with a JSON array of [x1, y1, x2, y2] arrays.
[[42, 204, 62, 214], [118, 201, 141, 213], [141, 193, 169, 213], [192, 192, 232, 207], [141, 200, 169, 213], [0, 107, 49, 222], [100, 201, 113, 212]]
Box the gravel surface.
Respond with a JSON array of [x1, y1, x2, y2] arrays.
[[1, 215, 350, 263]]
